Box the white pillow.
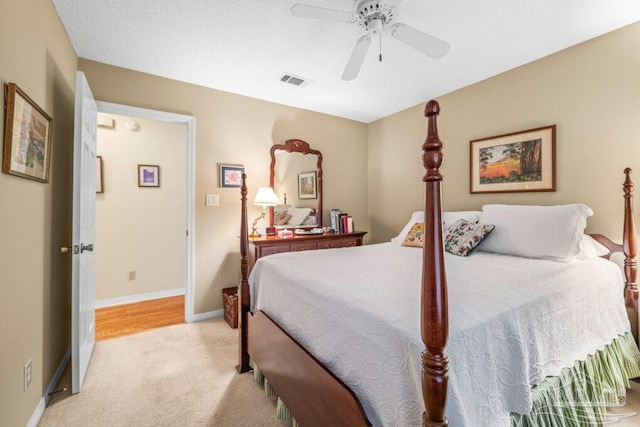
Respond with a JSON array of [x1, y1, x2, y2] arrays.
[[478, 204, 593, 262], [274, 204, 291, 214], [391, 211, 424, 243], [301, 214, 317, 226], [576, 234, 610, 259], [287, 207, 313, 226], [443, 211, 482, 229], [391, 210, 482, 244]]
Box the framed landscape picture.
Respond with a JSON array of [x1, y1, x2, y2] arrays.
[[2, 83, 53, 183], [470, 125, 556, 194], [298, 171, 317, 199]]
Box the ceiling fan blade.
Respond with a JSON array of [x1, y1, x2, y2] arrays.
[[391, 23, 450, 59], [290, 4, 353, 23], [342, 35, 372, 81]]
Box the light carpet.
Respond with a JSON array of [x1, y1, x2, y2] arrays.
[[40, 318, 640, 426], [40, 318, 288, 426]]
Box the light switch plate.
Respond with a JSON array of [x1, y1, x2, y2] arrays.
[[206, 194, 219, 207]]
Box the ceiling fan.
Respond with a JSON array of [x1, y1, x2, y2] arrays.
[[290, 0, 450, 81]]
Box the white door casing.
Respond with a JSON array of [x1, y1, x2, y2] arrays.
[[95, 101, 196, 323], [71, 71, 98, 394]]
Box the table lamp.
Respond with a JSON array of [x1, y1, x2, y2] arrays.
[[250, 187, 279, 237]]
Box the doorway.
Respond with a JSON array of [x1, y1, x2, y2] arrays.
[[95, 102, 196, 324]]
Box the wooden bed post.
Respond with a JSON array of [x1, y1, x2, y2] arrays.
[[421, 100, 449, 426], [622, 168, 638, 342], [237, 173, 251, 373]]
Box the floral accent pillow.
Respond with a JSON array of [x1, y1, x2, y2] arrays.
[[402, 222, 425, 248], [274, 212, 292, 226], [444, 219, 494, 256]]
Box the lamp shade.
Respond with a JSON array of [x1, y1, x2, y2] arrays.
[[254, 187, 279, 206]]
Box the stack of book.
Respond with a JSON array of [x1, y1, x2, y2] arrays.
[[330, 208, 354, 233]]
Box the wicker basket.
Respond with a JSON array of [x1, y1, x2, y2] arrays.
[[222, 287, 239, 329]]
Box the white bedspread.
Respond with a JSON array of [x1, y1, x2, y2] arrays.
[[249, 243, 630, 426]]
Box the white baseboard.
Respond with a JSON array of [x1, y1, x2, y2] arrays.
[[45, 347, 71, 404], [27, 398, 45, 427], [191, 308, 223, 323], [27, 347, 71, 427], [96, 288, 185, 309]]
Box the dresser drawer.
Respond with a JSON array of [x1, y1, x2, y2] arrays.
[[318, 239, 342, 250], [339, 237, 360, 248], [290, 241, 318, 252], [250, 231, 367, 260], [259, 244, 290, 257]]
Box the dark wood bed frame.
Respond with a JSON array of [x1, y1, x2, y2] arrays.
[[237, 100, 639, 426]]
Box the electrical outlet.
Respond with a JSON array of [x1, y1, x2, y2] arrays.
[[24, 359, 32, 391], [128, 271, 136, 281]]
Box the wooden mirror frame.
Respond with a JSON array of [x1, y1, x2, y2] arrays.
[[269, 139, 323, 227]]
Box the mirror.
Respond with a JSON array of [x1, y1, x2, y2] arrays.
[[269, 139, 323, 227]]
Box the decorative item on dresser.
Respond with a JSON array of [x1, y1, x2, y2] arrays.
[[249, 187, 280, 238], [250, 231, 366, 260]]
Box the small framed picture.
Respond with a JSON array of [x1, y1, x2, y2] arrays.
[[470, 125, 556, 194], [2, 83, 53, 183], [96, 156, 103, 193], [298, 171, 317, 199], [219, 164, 244, 188], [138, 164, 160, 188]]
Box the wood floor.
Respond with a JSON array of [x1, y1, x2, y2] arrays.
[[96, 295, 185, 340]]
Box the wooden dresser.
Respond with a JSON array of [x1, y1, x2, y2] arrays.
[[250, 231, 367, 260]]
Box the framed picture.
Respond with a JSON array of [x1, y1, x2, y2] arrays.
[[96, 156, 103, 193], [138, 164, 160, 188], [470, 125, 556, 194], [219, 164, 244, 188], [298, 171, 317, 199], [2, 83, 53, 183]]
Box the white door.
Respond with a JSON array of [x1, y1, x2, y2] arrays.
[[71, 71, 98, 394]]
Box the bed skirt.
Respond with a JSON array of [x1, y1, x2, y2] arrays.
[[250, 360, 299, 427], [250, 333, 640, 427], [511, 332, 640, 427]]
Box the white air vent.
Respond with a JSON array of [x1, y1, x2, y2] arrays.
[[279, 73, 312, 88]]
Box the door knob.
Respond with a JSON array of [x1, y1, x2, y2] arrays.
[[61, 245, 80, 254], [80, 243, 94, 253]]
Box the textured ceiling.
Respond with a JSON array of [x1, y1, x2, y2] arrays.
[[52, 0, 640, 123]]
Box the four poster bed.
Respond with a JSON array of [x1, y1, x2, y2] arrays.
[[236, 100, 640, 426]]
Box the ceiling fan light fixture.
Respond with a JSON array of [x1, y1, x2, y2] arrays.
[[355, 1, 394, 30]]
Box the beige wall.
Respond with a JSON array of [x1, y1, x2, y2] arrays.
[[368, 22, 640, 244], [0, 0, 77, 425], [79, 59, 369, 314], [96, 114, 187, 300]]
